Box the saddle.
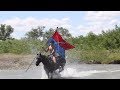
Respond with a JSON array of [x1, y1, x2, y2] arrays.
[[48, 54, 59, 63]]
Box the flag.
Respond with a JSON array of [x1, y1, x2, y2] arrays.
[[52, 31, 75, 50], [47, 30, 75, 59]]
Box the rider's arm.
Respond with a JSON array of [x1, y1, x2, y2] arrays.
[[51, 49, 55, 54]]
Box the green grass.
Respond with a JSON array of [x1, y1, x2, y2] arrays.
[[67, 49, 120, 64], [0, 39, 44, 54], [1, 39, 120, 64]]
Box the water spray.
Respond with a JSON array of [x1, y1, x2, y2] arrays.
[[25, 56, 36, 72], [25, 42, 40, 72]]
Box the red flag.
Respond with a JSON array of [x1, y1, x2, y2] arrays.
[[52, 30, 75, 50]]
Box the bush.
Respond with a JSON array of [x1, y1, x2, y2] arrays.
[[0, 39, 44, 54]]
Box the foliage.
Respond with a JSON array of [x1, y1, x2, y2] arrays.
[[1, 24, 120, 63], [0, 24, 14, 41], [0, 39, 44, 54], [26, 26, 45, 40]]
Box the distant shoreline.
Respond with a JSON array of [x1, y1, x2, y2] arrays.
[[0, 54, 120, 70], [78, 60, 120, 64]]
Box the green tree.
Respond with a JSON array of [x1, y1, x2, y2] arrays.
[[26, 26, 45, 40], [57, 27, 72, 39], [43, 27, 72, 41], [0, 24, 14, 41], [43, 28, 54, 41]]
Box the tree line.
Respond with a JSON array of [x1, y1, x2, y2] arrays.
[[71, 25, 120, 51], [0, 24, 72, 41], [1, 24, 120, 63], [0, 24, 73, 54], [1, 24, 120, 51]]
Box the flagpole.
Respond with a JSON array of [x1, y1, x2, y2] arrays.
[[56, 27, 59, 56]]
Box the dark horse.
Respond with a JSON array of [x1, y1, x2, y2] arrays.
[[36, 53, 66, 79]]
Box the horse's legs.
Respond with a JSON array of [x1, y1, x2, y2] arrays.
[[44, 66, 50, 79], [59, 61, 66, 73], [56, 57, 66, 73], [48, 72, 54, 79], [59, 66, 64, 73], [48, 73, 52, 79]]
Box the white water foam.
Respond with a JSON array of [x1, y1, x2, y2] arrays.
[[0, 67, 120, 79], [60, 68, 108, 78], [40, 64, 48, 79]]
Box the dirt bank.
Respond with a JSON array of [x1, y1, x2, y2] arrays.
[[0, 54, 36, 70]]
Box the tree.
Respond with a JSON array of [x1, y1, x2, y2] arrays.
[[0, 24, 14, 41], [57, 27, 72, 39], [43, 27, 72, 41], [43, 28, 54, 41], [26, 26, 45, 40]]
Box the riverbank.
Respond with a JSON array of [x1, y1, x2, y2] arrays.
[[0, 51, 120, 70], [0, 54, 35, 70], [66, 49, 120, 64], [77, 60, 120, 64]]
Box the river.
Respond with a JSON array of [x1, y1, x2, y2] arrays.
[[0, 62, 120, 79]]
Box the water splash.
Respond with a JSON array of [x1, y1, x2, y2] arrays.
[[40, 64, 48, 79], [60, 68, 107, 78], [29, 43, 38, 54]]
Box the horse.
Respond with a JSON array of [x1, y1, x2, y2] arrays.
[[35, 53, 66, 79]]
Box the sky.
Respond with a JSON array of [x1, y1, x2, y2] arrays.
[[0, 11, 120, 39]]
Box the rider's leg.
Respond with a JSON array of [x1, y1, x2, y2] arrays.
[[52, 56, 56, 63]]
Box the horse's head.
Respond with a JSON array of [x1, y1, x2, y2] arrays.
[[36, 53, 43, 66]]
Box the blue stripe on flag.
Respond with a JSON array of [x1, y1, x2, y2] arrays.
[[47, 37, 65, 59]]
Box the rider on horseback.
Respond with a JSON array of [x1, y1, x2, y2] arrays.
[[42, 41, 58, 64], [42, 40, 65, 73]]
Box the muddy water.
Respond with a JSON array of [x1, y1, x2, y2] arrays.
[[0, 62, 120, 79]]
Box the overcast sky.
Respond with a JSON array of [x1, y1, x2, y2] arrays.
[[0, 11, 120, 39]]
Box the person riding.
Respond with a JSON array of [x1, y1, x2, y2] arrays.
[[42, 41, 57, 64]]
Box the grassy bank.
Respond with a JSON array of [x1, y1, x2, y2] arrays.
[[0, 49, 120, 70], [67, 49, 120, 64], [1, 39, 120, 65], [0, 39, 44, 54]]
